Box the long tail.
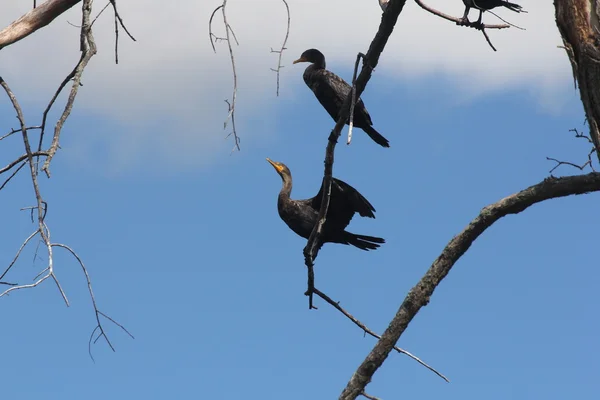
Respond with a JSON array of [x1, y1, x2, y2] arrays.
[[502, 1, 523, 13], [361, 125, 390, 148], [345, 233, 385, 251]]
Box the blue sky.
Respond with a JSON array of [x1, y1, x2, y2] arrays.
[[1, 1, 599, 399]]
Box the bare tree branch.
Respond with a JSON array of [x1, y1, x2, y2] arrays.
[[209, 0, 241, 151], [270, 0, 291, 96], [339, 172, 600, 399], [314, 288, 449, 383], [0, 0, 82, 50], [108, 0, 136, 64], [41, 0, 98, 177], [52, 243, 135, 360], [1, 0, 132, 356]]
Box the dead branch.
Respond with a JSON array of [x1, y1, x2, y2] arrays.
[[547, 128, 598, 173], [314, 288, 449, 383], [108, 0, 136, 64], [0, 0, 82, 50], [52, 243, 134, 360], [270, 0, 291, 96], [209, 0, 241, 151], [1, 126, 41, 141], [340, 172, 600, 399], [41, 0, 97, 177], [1, 0, 131, 356]]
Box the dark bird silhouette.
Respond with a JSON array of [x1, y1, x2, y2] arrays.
[[461, 0, 524, 25], [266, 158, 385, 251], [293, 49, 390, 148]]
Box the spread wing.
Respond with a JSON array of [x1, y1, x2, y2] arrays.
[[310, 177, 376, 231]]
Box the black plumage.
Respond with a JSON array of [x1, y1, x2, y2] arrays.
[[461, 0, 524, 24], [266, 158, 385, 251], [293, 49, 390, 148]]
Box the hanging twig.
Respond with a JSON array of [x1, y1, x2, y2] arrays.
[[209, 0, 241, 151], [270, 0, 291, 96]]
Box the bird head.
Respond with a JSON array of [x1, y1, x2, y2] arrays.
[[293, 49, 325, 65], [266, 158, 291, 179]]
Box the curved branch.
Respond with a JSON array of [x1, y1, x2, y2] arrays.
[[0, 0, 82, 50], [340, 172, 600, 399]]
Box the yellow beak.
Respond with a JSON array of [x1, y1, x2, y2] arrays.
[[292, 57, 307, 64]]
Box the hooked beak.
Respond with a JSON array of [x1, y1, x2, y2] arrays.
[[266, 158, 283, 173], [292, 57, 307, 64]]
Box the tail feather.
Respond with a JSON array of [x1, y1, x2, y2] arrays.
[[346, 233, 385, 251], [503, 1, 523, 13], [361, 125, 390, 148]]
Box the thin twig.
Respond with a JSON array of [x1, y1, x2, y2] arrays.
[[53, 243, 134, 360], [313, 288, 449, 383], [1, 126, 41, 141], [108, 0, 136, 64], [270, 0, 290, 96], [0, 230, 39, 281], [547, 157, 591, 174], [0, 152, 49, 175], [0, 161, 27, 191], [209, 1, 241, 151]]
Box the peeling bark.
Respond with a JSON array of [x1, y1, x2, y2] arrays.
[[555, 0, 600, 161]]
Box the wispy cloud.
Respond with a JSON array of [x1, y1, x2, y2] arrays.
[[0, 1, 569, 170]]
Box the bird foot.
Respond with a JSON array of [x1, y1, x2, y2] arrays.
[[458, 16, 470, 26]]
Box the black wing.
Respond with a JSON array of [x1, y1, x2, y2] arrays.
[[304, 69, 373, 126], [310, 177, 376, 231]]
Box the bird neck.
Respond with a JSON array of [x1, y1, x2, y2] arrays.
[[279, 174, 292, 199]]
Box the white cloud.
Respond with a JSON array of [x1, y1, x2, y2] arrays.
[[0, 1, 572, 170]]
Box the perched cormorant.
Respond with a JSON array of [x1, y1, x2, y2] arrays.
[[293, 49, 390, 148], [461, 0, 524, 25], [266, 158, 385, 251]]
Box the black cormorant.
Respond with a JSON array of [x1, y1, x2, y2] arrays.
[[266, 158, 385, 251], [293, 49, 390, 148], [461, 0, 524, 25]]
